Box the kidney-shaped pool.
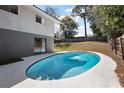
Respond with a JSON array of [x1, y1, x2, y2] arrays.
[[26, 52, 100, 80]]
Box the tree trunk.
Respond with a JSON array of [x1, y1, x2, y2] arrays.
[[83, 17, 87, 37]]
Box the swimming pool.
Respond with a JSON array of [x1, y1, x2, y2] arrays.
[[26, 52, 100, 80]]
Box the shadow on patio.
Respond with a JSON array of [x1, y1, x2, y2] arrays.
[[0, 53, 53, 88]]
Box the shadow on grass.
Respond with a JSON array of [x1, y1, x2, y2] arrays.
[[55, 43, 71, 49]]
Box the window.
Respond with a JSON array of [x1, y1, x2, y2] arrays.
[[36, 15, 41, 23], [0, 5, 18, 15], [36, 15, 46, 25], [42, 18, 46, 25]]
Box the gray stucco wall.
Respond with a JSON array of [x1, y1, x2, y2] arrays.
[[46, 37, 54, 52], [0, 28, 54, 61], [0, 31, 3, 60]]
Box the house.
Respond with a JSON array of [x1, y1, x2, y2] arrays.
[[0, 5, 61, 61]]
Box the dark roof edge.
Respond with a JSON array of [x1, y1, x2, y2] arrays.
[[33, 5, 62, 23]]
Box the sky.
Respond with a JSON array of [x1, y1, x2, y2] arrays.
[[37, 5, 93, 37]]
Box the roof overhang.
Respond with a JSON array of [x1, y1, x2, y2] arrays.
[[26, 5, 62, 24]]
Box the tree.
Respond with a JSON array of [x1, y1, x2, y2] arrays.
[[90, 23, 102, 37], [60, 16, 78, 38], [87, 5, 124, 39], [85, 6, 103, 37], [72, 5, 89, 37], [45, 6, 60, 19]]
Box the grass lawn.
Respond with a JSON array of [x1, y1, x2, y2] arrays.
[[55, 41, 124, 87]]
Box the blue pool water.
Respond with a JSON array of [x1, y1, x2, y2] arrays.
[[26, 52, 100, 80]]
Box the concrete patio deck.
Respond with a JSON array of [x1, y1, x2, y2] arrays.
[[0, 51, 121, 88]]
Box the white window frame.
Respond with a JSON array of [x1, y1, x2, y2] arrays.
[[42, 18, 46, 25]]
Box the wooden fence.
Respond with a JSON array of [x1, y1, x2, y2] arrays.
[[110, 37, 124, 59]]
